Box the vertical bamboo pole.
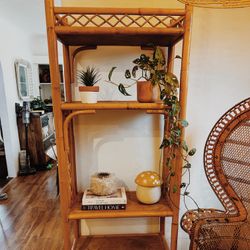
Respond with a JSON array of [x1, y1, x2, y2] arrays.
[[45, 0, 71, 249], [63, 44, 80, 240], [160, 45, 176, 238], [170, 5, 193, 250], [164, 46, 178, 250], [167, 46, 175, 73], [63, 45, 72, 102]]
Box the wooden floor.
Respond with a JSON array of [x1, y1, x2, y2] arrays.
[[0, 167, 63, 250]]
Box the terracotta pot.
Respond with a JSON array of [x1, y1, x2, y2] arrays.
[[79, 86, 99, 103], [137, 81, 161, 103], [137, 81, 153, 103]]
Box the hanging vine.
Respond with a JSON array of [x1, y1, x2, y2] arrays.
[[108, 46, 198, 210]]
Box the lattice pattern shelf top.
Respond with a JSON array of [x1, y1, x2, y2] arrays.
[[55, 11, 185, 29], [55, 8, 185, 28], [52, 8, 186, 46]]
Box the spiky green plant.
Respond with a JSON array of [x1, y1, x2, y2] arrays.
[[78, 66, 100, 86]]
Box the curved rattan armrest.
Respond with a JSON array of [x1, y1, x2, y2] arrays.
[[180, 208, 226, 235]]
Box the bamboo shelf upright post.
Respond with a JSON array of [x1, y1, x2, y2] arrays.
[[44, 0, 193, 249]]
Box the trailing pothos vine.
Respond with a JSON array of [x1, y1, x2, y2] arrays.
[[108, 46, 199, 210]]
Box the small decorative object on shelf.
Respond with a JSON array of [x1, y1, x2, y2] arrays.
[[135, 171, 162, 204], [78, 66, 100, 103], [90, 172, 118, 196], [82, 187, 127, 210]]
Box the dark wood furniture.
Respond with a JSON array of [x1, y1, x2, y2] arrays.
[[0, 150, 8, 178], [44, 1, 193, 249], [181, 98, 250, 250], [17, 112, 55, 169]]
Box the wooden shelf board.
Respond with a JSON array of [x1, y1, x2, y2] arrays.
[[61, 101, 166, 111], [74, 234, 169, 250], [56, 29, 183, 46], [69, 191, 173, 220]]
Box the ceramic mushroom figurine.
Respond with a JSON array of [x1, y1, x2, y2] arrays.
[[135, 171, 162, 204]]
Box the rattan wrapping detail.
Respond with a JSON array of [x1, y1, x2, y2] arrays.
[[181, 98, 250, 250]]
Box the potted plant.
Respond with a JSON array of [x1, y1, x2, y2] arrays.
[[107, 47, 178, 103], [126, 49, 164, 103], [78, 66, 100, 103]]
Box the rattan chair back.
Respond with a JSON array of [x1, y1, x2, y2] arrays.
[[204, 98, 250, 219], [181, 98, 250, 250]]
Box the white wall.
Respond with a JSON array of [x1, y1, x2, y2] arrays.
[[0, 16, 34, 177]]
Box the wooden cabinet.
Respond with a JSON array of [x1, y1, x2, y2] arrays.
[[44, 1, 192, 249], [17, 112, 55, 169]]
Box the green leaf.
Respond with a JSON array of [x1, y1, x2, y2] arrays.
[[180, 183, 186, 188], [160, 89, 166, 100], [166, 158, 172, 168], [125, 70, 131, 79], [165, 72, 179, 88], [133, 58, 140, 65], [139, 54, 149, 63], [108, 67, 116, 81], [172, 103, 180, 115], [132, 66, 138, 78], [173, 184, 178, 193], [188, 148, 196, 156], [153, 47, 165, 65], [182, 141, 188, 152], [118, 84, 131, 96], [171, 128, 181, 137], [180, 119, 189, 127], [159, 138, 169, 149], [183, 163, 191, 169]]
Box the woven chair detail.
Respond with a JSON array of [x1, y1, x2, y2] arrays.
[[181, 98, 250, 250]]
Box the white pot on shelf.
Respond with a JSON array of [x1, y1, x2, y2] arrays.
[[79, 86, 99, 103]]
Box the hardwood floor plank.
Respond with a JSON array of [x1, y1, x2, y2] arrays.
[[0, 167, 63, 250]]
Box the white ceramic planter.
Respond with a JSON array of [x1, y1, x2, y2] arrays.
[[80, 91, 98, 103], [136, 185, 161, 204], [79, 86, 99, 103]]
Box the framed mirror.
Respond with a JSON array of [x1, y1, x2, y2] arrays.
[[15, 59, 34, 100]]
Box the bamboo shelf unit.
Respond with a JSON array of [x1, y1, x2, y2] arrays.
[[44, 0, 192, 249]]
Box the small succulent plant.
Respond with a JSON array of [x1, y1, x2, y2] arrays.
[[78, 66, 100, 86]]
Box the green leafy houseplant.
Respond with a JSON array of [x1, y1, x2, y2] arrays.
[[78, 66, 100, 104], [108, 53, 155, 96], [109, 47, 197, 208], [107, 47, 180, 98]]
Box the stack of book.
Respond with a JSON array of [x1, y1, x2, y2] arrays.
[[81, 187, 127, 210]]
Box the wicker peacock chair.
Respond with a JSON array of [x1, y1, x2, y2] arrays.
[[181, 98, 250, 250]]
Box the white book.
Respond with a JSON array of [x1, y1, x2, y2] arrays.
[[82, 187, 127, 205]]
